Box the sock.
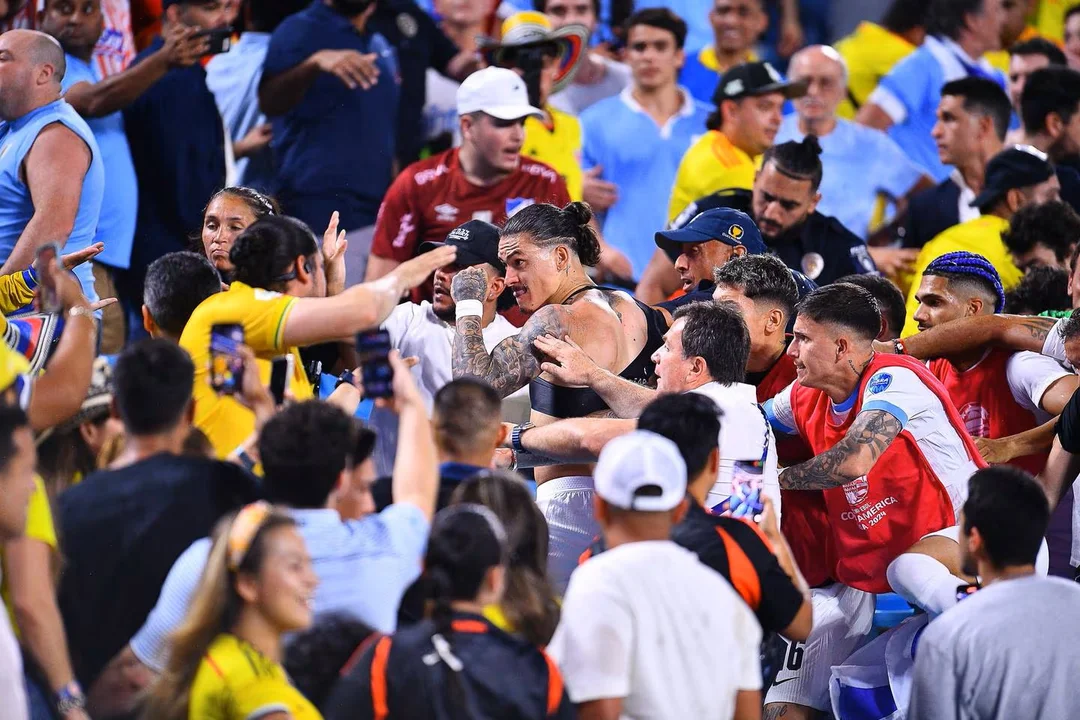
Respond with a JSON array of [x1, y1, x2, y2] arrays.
[[886, 552, 966, 618]]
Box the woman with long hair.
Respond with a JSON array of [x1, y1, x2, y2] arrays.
[[451, 470, 560, 646], [200, 187, 281, 279], [140, 502, 320, 720], [323, 505, 573, 719]]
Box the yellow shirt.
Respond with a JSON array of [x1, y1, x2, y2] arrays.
[[696, 46, 757, 73], [524, 107, 583, 201], [902, 215, 1022, 337], [179, 281, 313, 458], [986, 26, 1043, 73], [1032, 0, 1080, 43], [188, 634, 323, 720], [668, 130, 757, 223], [2, 477, 56, 636], [834, 22, 916, 120]]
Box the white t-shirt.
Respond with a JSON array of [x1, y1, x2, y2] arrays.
[[1042, 317, 1074, 371], [1002, 351, 1071, 424], [371, 301, 520, 474], [691, 381, 780, 519], [0, 574, 28, 720], [549, 540, 762, 720]]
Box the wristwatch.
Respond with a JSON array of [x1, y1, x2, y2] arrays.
[[892, 339, 907, 355], [511, 423, 534, 452], [55, 681, 86, 714]]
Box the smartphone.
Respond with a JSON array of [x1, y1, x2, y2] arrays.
[[209, 324, 244, 395], [35, 242, 62, 314], [269, 355, 294, 407], [356, 330, 393, 399], [194, 27, 233, 56], [729, 461, 766, 520], [955, 583, 980, 603]]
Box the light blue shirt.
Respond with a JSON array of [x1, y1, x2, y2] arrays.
[[581, 87, 711, 279], [869, 35, 1005, 182], [128, 504, 429, 671], [206, 32, 274, 192], [0, 99, 102, 300], [776, 115, 927, 239], [633, 0, 712, 53], [62, 54, 138, 270]]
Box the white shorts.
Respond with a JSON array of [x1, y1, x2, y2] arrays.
[[535, 476, 598, 594], [765, 583, 875, 711]]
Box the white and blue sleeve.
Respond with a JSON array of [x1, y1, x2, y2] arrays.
[[763, 382, 799, 436]]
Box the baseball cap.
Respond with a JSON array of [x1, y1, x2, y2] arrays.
[[713, 61, 808, 105], [594, 431, 687, 512], [790, 269, 819, 301], [457, 67, 544, 121], [970, 145, 1055, 210], [655, 208, 768, 261], [419, 220, 506, 274]]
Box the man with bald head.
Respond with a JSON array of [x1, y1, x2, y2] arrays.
[[0, 29, 103, 303], [777, 45, 932, 248]]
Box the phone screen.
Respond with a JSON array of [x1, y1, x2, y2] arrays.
[[729, 461, 766, 520], [209, 324, 245, 395], [270, 355, 292, 406], [35, 242, 61, 314], [356, 330, 393, 399], [195, 27, 232, 55]]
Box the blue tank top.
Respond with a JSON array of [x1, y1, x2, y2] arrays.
[[0, 99, 104, 301]]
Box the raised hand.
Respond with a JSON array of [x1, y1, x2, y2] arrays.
[[450, 265, 488, 303], [389, 245, 457, 291], [535, 334, 598, 386], [312, 49, 381, 90]]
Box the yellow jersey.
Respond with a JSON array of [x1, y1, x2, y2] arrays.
[[179, 281, 313, 458], [188, 634, 323, 720], [1032, 0, 1080, 43], [2, 476, 56, 636], [902, 215, 1022, 337], [668, 130, 757, 223], [524, 107, 584, 202], [986, 26, 1043, 73], [834, 22, 916, 120]]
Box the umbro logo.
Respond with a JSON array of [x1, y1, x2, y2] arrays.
[[435, 203, 459, 222]]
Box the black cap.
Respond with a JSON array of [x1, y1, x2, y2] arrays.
[[712, 61, 808, 105], [419, 220, 506, 274], [970, 145, 1055, 210]]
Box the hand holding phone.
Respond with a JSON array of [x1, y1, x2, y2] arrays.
[[209, 324, 245, 395], [193, 27, 232, 56], [356, 330, 394, 399]]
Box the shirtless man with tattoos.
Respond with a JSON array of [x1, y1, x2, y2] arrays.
[[450, 201, 666, 591], [761, 283, 985, 720]]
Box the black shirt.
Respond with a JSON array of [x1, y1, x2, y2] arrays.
[[1057, 388, 1080, 455], [57, 453, 260, 686]]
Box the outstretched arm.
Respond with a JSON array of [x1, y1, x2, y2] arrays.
[[780, 409, 902, 490], [878, 315, 1058, 360]]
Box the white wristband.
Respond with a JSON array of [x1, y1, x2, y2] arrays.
[[455, 299, 483, 320]]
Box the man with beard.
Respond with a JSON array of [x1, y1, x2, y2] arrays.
[[368, 220, 520, 476]]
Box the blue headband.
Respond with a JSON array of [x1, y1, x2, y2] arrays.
[[924, 251, 1006, 313]]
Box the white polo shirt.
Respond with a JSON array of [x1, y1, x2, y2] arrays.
[[372, 301, 521, 474]]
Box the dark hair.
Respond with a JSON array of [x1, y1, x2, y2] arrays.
[[532, 0, 601, 19], [962, 466, 1049, 568], [283, 614, 375, 709], [941, 76, 1012, 141], [1004, 265, 1071, 314], [925, 0, 987, 40], [0, 405, 29, 474], [247, 0, 309, 32], [1059, 307, 1080, 342], [259, 401, 372, 509], [1010, 37, 1067, 66], [672, 302, 749, 385], [796, 283, 882, 340], [113, 339, 194, 436], [713, 254, 799, 320], [1020, 66, 1080, 135], [1002, 200, 1080, 265], [881, 0, 931, 33], [761, 136, 824, 192], [836, 274, 906, 341], [432, 379, 502, 457], [624, 7, 687, 49], [205, 186, 279, 221], [230, 216, 319, 292], [502, 202, 602, 267], [451, 471, 560, 646], [143, 252, 223, 337], [639, 393, 721, 481], [924, 251, 1006, 313]]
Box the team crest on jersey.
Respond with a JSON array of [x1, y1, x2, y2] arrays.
[[506, 198, 534, 217], [867, 373, 892, 394], [843, 476, 869, 507], [959, 402, 990, 438]]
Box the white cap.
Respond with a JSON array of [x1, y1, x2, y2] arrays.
[[456, 67, 544, 121], [594, 431, 687, 512]]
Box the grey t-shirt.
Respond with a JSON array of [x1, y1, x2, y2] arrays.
[[909, 575, 1080, 720], [549, 56, 632, 116]]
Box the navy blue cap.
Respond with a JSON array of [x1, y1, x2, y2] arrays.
[[790, 269, 818, 301], [655, 208, 768, 262]]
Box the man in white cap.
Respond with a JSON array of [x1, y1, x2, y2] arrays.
[[548, 430, 763, 720], [365, 66, 571, 297]]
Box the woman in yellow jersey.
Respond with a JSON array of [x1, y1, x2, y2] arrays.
[[180, 216, 455, 456], [141, 502, 321, 720], [199, 187, 281, 279], [451, 471, 561, 646]]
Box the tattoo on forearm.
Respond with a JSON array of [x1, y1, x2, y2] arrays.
[[452, 305, 570, 397], [1016, 316, 1057, 343], [780, 410, 902, 490]]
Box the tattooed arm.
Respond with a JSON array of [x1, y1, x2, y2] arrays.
[[875, 315, 1059, 360], [779, 410, 903, 490]]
